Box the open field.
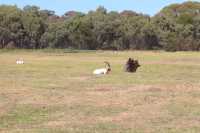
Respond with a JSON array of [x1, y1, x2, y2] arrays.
[[0, 50, 200, 133]]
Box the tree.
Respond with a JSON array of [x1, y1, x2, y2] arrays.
[[0, 5, 24, 48], [1, 2, 200, 51], [22, 5, 47, 48]]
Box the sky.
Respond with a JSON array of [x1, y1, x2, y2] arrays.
[[0, 0, 198, 16]]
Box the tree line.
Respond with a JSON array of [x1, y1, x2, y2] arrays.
[[1, 1, 200, 51]]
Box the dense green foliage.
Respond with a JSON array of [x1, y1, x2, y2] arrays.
[[0, 1, 200, 51]]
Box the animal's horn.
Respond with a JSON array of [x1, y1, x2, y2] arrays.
[[104, 61, 110, 68]]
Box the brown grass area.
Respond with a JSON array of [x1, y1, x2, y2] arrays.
[[1, 50, 200, 132]]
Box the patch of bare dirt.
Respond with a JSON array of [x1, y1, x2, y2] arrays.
[[171, 58, 200, 63], [127, 84, 200, 92], [70, 76, 91, 81], [46, 120, 67, 128], [144, 60, 200, 65], [95, 87, 113, 92], [147, 87, 162, 92], [0, 87, 79, 107]]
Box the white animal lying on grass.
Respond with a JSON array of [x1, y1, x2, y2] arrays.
[[93, 62, 111, 75], [16, 58, 24, 64]]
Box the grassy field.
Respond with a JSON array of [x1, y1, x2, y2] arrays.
[[0, 50, 200, 133]]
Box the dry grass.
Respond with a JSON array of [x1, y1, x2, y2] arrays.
[[0, 50, 200, 133]]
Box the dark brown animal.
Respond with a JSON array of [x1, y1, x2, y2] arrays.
[[124, 58, 140, 72]]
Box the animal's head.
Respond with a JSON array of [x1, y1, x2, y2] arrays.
[[104, 61, 111, 74], [104, 61, 110, 68], [135, 60, 141, 67], [106, 68, 111, 74]]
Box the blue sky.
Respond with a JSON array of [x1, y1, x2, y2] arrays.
[[0, 0, 198, 16]]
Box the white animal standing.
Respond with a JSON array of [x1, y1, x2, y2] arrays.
[[93, 62, 111, 75], [16, 58, 24, 64]]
